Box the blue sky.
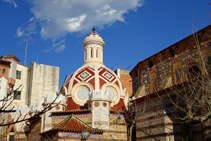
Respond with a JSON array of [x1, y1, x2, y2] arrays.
[[1, 0, 211, 87]]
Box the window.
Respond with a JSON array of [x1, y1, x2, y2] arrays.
[[91, 48, 93, 58], [16, 70, 21, 79], [85, 50, 87, 59], [2, 69, 6, 74], [14, 90, 21, 100], [96, 49, 98, 58], [169, 49, 175, 58], [148, 60, 154, 68]]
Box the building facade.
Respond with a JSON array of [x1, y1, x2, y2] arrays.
[[0, 54, 60, 107], [2, 29, 129, 141], [39, 29, 129, 141], [130, 25, 211, 141], [0, 53, 60, 140]]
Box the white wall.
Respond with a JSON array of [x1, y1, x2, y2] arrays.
[[0, 77, 8, 106], [8, 60, 17, 80], [13, 64, 29, 106], [28, 62, 59, 105]]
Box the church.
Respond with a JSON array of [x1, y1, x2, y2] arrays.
[[130, 25, 211, 141], [2, 29, 130, 141]]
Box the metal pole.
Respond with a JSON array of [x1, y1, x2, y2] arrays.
[[24, 39, 28, 66]]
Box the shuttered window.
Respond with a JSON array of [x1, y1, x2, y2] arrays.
[[16, 70, 21, 79]]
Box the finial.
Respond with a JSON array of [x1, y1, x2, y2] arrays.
[[92, 27, 95, 32], [11, 50, 13, 55]]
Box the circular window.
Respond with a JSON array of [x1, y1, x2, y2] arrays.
[[94, 102, 99, 107], [105, 88, 115, 100], [103, 102, 107, 107], [78, 88, 89, 100]]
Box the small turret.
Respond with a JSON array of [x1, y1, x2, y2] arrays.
[[87, 90, 111, 129], [82, 28, 105, 66]]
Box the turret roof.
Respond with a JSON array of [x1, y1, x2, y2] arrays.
[[41, 114, 102, 134]]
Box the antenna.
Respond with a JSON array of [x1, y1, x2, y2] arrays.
[[23, 38, 34, 66], [110, 63, 119, 71], [127, 65, 132, 70]]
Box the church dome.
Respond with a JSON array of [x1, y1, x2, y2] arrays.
[[62, 65, 128, 106], [60, 28, 128, 111]]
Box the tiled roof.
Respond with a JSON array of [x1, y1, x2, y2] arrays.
[[0, 59, 11, 65], [41, 114, 102, 135], [52, 109, 91, 114]]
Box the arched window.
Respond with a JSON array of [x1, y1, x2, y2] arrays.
[[169, 49, 175, 58], [2, 69, 6, 74], [96, 49, 98, 58], [91, 48, 93, 58], [148, 60, 154, 68], [85, 49, 87, 60]]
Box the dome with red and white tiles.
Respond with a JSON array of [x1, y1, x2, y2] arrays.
[[60, 29, 128, 111]]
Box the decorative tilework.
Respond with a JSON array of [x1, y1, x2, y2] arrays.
[[98, 67, 119, 89], [72, 67, 95, 89], [78, 71, 91, 81], [103, 71, 113, 80]]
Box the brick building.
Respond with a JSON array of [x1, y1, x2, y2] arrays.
[[115, 68, 133, 97], [130, 25, 211, 141]]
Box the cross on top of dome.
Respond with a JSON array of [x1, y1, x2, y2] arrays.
[[92, 27, 95, 32], [87, 27, 100, 36]]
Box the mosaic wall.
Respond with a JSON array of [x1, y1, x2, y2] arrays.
[[58, 132, 102, 141], [132, 41, 211, 96]]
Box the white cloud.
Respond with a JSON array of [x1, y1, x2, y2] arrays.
[[15, 22, 37, 37], [53, 39, 66, 53], [2, 0, 17, 7], [42, 39, 66, 53], [29, 17, 34, 22], [16, 27, 23, 37], [54, 45, 66, 53], [52, 39, 65, 48], [17, 0, 144, 53], [27, 0, 144, 39], [42, 48, 51, 53]]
